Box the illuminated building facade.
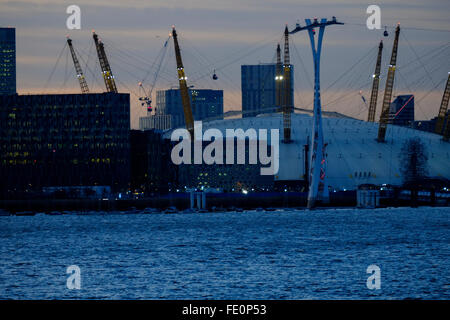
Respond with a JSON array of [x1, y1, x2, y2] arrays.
[[0, 93, 130, 197]]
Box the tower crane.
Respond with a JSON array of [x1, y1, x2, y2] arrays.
[[66, 37, 89, 94], [434, 72, 450, 135], [377, 24, 400, 142], [282, 25, 293, 143], [92, 31, 118, 93], [138, 82, 151, 112], [367, 40, 383, 122], [139, 37, 170, 113], [172, 26, 195, 137]]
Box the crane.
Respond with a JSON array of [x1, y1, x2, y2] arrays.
[[92, 31, 117, 93], [275, 43, 283, 111], [66, 37, 89, 94], [377, 24, 400, 142], [434, 72, 450, 135], [367, 40, 383, 122], [282, 25, 293, 143], [139, 37, 170, 113], [172, 26, 194, 137], [138, 82, 151, 112]]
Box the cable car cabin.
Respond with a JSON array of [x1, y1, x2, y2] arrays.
[[212, 70, 218, 80], [384, 27, 389, 37]]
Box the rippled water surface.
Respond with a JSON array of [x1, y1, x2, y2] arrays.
[[0, 207, 449, 299]]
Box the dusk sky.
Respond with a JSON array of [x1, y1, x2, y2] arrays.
[[1, 0, 449, 128]]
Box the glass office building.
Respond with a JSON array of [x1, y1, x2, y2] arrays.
[[0, 27, 16, 95], [389, 94, 415, 127], [241, 63, 294, 118], [155, 88, 223, 129], [0, 93, 130, 197]]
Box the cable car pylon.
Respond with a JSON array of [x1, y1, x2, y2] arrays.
[[289, 16, 344, 209]]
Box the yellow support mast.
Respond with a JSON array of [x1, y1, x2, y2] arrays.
[[378, 24, 400, 142], [172, 26, 194, 138], [275, 43, 283, 112], [282, 26, 293, 143], [435, 72, 450, 135], [67, 37, 89, 94], [93, 31, 117, 93], [367, 40, 383, 122]]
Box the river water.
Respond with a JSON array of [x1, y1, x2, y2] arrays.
[[0, 207, 448, 299]]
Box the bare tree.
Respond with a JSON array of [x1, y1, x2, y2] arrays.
[[399, 137, 428, 183]]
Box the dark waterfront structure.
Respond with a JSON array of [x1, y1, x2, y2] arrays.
[[130, 129, 173, 194], [0, 27, 16, 95], [0, 93, 130, 198], [241, 63, 294, 118], [414, 110, 450, 134], [177, 156, 275, 192], [389, 94, 414, 127], [150, 88, 223, 129], [131, 130, 276, 193]]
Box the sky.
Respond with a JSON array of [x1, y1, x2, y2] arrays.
[[1, 0, 449, 128]]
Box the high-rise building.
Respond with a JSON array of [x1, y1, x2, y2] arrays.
[[130, 129, 173, 194], [139, 89, 223, 130], [160, 88, 223, 129], [0, 27, 16, 95], [389, 94, 414, 127], [0, 93, 130, 197], [241, 63, 294, 118]]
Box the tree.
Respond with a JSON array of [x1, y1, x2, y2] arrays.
[[399, 137, 428, 184]]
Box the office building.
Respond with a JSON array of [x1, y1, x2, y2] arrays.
[[0, 27, 16, 95], [241, 63, 294, 118], [130, 129, 174, 194], [0, 93, 130, 197], [142, 88, 223, 129], [389, 94, 414, 127]]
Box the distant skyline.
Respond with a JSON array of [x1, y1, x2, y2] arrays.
[[1, 0, 449, 128]]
